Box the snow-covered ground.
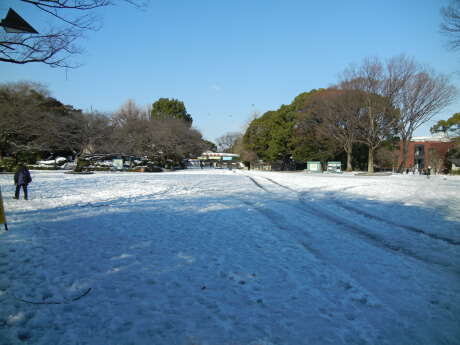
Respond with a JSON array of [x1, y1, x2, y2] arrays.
[[0, 169, 459, 345]]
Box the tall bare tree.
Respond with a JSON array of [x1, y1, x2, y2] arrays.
[[234, 110, 260, 166], [111, 99, 150, 157], [216, 132, 241, 152], [338, 56, 401, 173], [337, 55, 457, 173], [394, 63, 458, 172], [0, 0, 147, 67], [240, 110, 261, 133]]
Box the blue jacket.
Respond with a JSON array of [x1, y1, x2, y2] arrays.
[[14, 168, 32, 186]]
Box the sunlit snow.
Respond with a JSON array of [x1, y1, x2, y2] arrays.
[[0, 169, 459, 345]]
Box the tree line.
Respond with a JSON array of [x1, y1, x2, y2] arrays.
[[227, 55, 458, 173], [2, 54, 458, 174], [0, 81, 208, 172]]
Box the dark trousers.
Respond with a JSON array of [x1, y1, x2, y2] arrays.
[[15, 184, 28, 199]]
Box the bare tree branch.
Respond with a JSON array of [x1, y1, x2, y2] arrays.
[[1, 0, 148, 67], [302, 88, 366, 171], [338, 56, 401, 173], [216, 132, 241, 152], [440, 0, 460, 51]]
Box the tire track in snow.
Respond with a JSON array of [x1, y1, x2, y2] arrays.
[[243, 173, 456, 268], [235, 195, 406, 342], [330, 197, 460, 246], [259, 174, 460, 247], [239, 173, 460, 343], [237, 177, 423, 333], [235, 196, 388, 305]]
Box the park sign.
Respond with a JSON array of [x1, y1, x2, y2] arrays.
[[0, 187, 8, 231], [307, 161, 321, 173], [112, 159, 124, 171], [327, 161, 342, 173]]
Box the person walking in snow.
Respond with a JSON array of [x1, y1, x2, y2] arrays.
[[442, 168, 448, 180], [14, 163, 32, 200]]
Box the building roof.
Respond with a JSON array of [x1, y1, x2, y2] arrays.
[[411, 133, 455, 143], [202, 152, 240, 157]]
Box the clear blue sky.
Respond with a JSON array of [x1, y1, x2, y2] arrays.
[[1, 0, 459, 143]]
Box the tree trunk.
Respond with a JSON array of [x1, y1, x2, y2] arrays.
[[396, 137, 409, 173], [345, 144, 353, 171], [74, 155, 84, 172], [367, 147, 375, 173], [346, 151, 353, 171]]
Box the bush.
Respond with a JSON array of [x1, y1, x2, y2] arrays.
[[0, 158, 14, 172], [18, 151, 41, 164]]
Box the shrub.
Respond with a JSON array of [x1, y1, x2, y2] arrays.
[[0, 158, 14, 172]]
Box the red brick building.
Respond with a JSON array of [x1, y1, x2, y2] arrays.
[[399, 134, 457, 172]]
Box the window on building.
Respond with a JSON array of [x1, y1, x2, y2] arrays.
[[414, 158, 424, 169], [414, 145, 425, 156]]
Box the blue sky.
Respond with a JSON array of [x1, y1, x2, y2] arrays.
[[1, 0, 459, 143]]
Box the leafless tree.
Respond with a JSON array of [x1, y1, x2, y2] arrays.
[[394, 61, 458, 172], [51, 110, 113, 171], [0, 80, 113, 170], [232, 134, 259, 167], [216, 132, 241, 152], [338, 56, 407, 173], [440, 0, 460, 51], [233, 110, 260, 166], [111, 99, 150, 157], [374, 143, 400, 173], [0, 81, 57, 162], [427, 149, 444, 174], [240, 110, 261, 133], [0, 0, 147, 67], [302, 87, 366, 171], [337, 55, 457, 173]]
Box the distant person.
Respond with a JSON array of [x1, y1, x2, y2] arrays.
[[14, 163, 32, 200], [442, 168, 448, 180], [426, 166, 431, 179], [406, 168, 409, 174]]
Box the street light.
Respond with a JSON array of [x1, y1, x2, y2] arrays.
[[0, 8, 38, 34]]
